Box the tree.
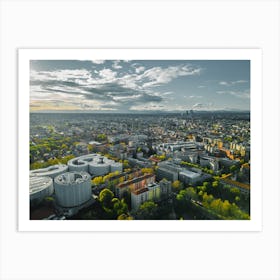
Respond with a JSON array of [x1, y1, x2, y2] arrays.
[[141, 167, 154, 174], [185, 187, 198, 200], [61, 143, 68, 150], [212, 181, 219, 188], [235, 196, 240, 202], [92, 176, 103, 186], [220, 200, 230, 217], [230, 187, 240, 195], [123, 160, 130, 168], [97, 133, 107, 141], [60, 155, 75, 164], [112, 198, 128, 217], [47, 158, 60, 165], [99, 189, 114, 208], [177, 187, 197, 201], [230, 165, 238, 173], [203, 182, 209, 188], [210, 198, 222, 212], [117, 213, 133, 220], [172, 180, 183, 193], [202, 193, 214, 207], [136, 201, 158, 220]]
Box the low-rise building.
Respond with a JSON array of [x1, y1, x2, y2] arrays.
[[115, 173, 155, 198], [179, 170, 201, 185], [131, 180, 172, 210]]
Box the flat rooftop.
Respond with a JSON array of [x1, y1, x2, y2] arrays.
[[179, 170, 200, 179]]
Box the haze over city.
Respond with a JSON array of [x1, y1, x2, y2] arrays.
[[30, 60, 250, 113]]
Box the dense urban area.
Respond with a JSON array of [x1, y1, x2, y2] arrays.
[[29, 111, 250, 220]]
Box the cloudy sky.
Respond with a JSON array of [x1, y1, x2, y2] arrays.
[[30, 60, 250, 112]]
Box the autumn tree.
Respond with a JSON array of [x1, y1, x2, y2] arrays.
[[92, 176, 103, 186], [172, 180, 183, 193]]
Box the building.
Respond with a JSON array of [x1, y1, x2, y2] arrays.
[[179, 170, 201, 185], [54, 171, 92, 208], [156, 161, 183, 182], [30, 164, 69, 178], [30, 176, 53, 206], [115, 173, 155, 198], [67, 153, 123, 176], [131, 180, 172, 210], [159, 179, 172, 197], [156, 141, 197, 153], [131, 187, 149, 210]]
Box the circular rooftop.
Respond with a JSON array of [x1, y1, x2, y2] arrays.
[[54, 171, 91, 185]]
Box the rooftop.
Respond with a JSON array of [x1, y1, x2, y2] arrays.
[[30, 176, 53, 194], [117, 173, 155, 189], [132, 187, 149, 195], [55, 171, 90, 185], [179, 170, 200, 179]]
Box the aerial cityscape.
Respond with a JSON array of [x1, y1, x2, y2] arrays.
[[29, 59, 250, 220]]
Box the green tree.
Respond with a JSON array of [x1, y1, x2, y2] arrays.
[[185, 187, 198, 200], [99, 189, 114, 208], [117, 213, 133, 220], [230, 165, 237, 173], [230, 187, 240, 195], [212, 181, 219, 188], [61, 143, 68, 150], [235, 196, 240, 202], [136, 201, 158, 220], [123, 160, 130, 168], [97, 134, 107, 141], [177, 187, 198, 201], [112, 198, 128, 217], [221, 200, 231, 217]]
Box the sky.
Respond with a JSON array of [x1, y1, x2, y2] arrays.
[[30, 60, 250, 113]]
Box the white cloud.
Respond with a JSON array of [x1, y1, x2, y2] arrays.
[[135, 66, 145, 74], [30, 69, 91, 82], [91, 60, 105, 64], [140, 65, 201, 88], [219, 80, 248, 86], [192, 103, 203, 109], [99, 68, 117, 80], [217, 89, 250, 99], [234, 80, 248, 84], [219, 81, 229, 86], [112, 61, 122, 69], [188, 95, 202, 99]]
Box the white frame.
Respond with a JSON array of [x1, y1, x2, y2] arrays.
[[18, 48, 262, 232]]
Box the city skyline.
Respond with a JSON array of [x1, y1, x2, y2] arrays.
[[30, 60, 250, 113]]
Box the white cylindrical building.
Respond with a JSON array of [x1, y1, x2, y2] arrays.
[[30, 176, 53, 206], [54, 171, 92, 208], [110, 162, 123, 173], [67, 154, 122, 177], [30, 164, 68, 178]]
